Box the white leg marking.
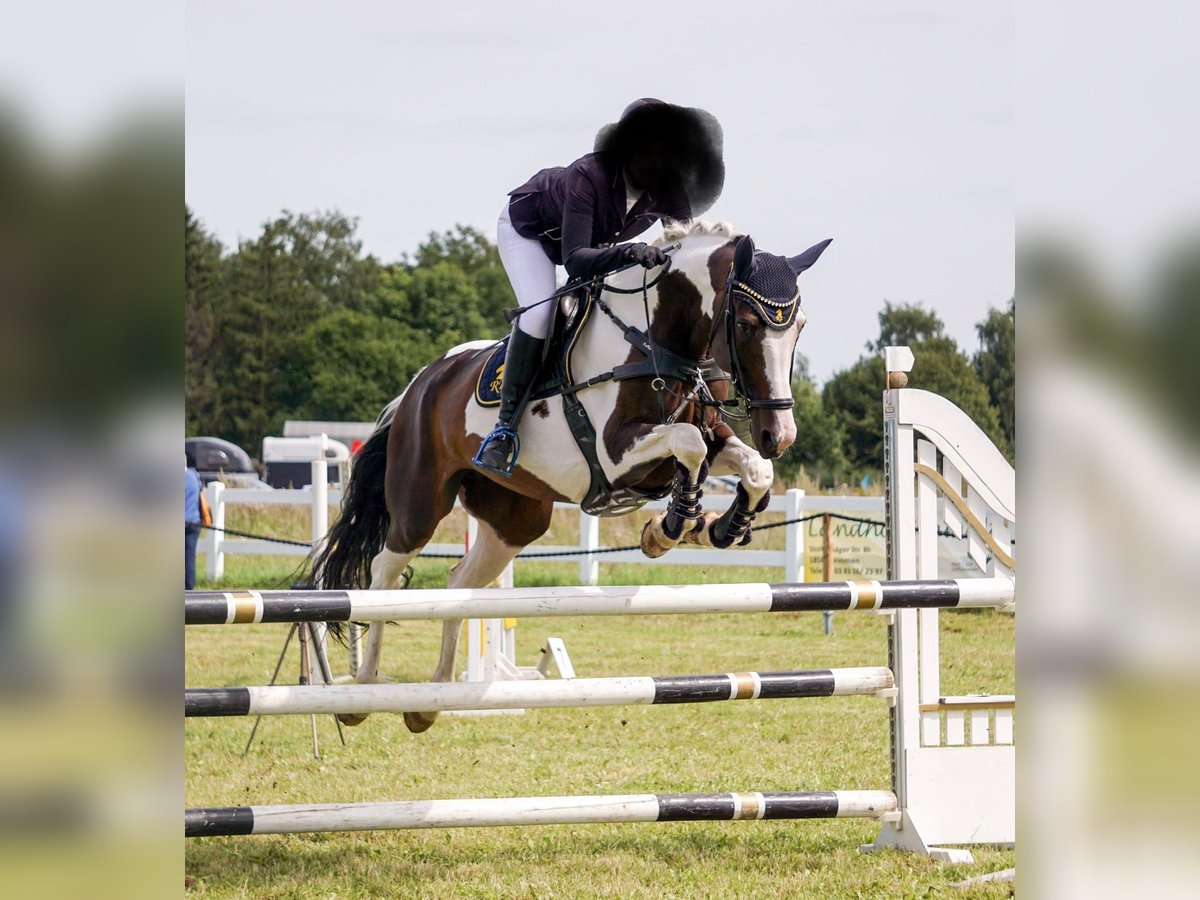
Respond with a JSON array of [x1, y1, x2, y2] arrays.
[[710, 436, 775, 506], [405, 521, 525, 733], [359, 548, 418, 682], [614, 423, 709, 482], [337, 546, 418, 727], [682, 437, 776, 549]]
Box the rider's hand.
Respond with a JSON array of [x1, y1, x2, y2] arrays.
[[624, 243, 669, 269]]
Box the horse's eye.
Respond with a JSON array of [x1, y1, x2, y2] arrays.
[[736, 321, 755, 335]]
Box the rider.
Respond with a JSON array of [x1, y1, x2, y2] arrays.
[[474, 98, 725, 476]]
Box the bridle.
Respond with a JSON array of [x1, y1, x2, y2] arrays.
[[707, 263, 799, 413], [538, 248, 800, 427]]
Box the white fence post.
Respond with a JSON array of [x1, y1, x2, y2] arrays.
[[784, 488, 805, 584], [311, 434, 329, 545], [205, 481, 225, 582], [579, 512, 600, 586]]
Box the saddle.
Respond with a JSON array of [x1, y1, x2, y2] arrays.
[[473, 283, 722, 517]]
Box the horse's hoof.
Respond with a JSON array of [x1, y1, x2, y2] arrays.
[[404, 711, 438, 734], [640, 519, 672, 559], [337, 712, 369, 727]]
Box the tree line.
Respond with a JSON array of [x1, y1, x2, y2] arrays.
[[186, 208, 1014, 489]]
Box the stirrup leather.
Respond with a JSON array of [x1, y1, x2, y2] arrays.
[[473, 425, 521, 477]]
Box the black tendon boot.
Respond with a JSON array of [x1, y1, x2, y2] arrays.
[[473, 329, 547, 477]]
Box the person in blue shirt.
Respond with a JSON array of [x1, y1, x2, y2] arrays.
[[185, 453, 203, 589]]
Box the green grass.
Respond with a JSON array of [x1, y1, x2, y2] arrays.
[[186, 508, 1015, 898]]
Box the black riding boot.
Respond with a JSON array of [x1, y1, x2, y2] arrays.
[[473, 329, 547, 477]]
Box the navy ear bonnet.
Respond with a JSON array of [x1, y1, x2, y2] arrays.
[[728, 235, 832, 329], [730, 252, 803, 329]]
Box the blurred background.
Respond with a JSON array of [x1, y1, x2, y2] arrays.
[[1018, 1, 1200, 894], [0, 1, 1197, 896], [0, 2, 181, 897]]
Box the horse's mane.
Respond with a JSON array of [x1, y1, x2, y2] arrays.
[[653, 219, 739, 248]]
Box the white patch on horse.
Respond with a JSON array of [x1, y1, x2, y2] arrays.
[[462, 395, 589, 501], [444, 339, 498, 359]]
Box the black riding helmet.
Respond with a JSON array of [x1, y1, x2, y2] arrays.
[[594, 99, 725, 218]]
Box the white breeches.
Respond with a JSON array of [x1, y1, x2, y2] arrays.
[[497, 202, 558, 338]]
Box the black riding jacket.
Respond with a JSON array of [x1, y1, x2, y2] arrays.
[[507, 151, 691, 280]]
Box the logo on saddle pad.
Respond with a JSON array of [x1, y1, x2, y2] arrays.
[[474, 341, 508, 407]]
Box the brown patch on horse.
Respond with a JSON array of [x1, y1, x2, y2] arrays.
[[459, 472, 554, 548], [705, 239, 774, 410], [530, 400, 550, 418], [602, 271, 715, 474], [707, 240, 736, 298], [379, 349, 487, 553]]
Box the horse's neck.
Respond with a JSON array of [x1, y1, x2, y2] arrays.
[[603, 244, 720, 360]]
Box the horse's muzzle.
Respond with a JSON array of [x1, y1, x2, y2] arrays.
[[758, 429, 782, 459], [753, 410, 796, 460]]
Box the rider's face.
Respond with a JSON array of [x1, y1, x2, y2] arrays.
[[626, 142, 670, 191]]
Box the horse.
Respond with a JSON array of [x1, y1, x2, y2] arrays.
[[310, 220, 831, 732]]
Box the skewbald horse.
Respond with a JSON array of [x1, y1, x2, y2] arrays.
[[310, 220, 831, 732]]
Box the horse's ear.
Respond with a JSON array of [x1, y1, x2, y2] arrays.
[[787, 238, 833, 275], [733, 234, 756, 278]]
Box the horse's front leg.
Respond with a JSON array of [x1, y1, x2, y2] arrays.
[[613, 423, 710, 559], [683, 434, 774, 549]]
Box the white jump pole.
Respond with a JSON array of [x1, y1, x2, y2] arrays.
[[186, 666, 896, 718], [186, 577, 1014, 625], [187, 790, 899, 837]]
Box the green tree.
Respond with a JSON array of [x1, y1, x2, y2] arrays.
[[407, 225, 514, 332], [826, 303, 1004, 474], [185, 208, 225, 436], [213, 211, 381, 452], [974, 298, 1015, 459], [287, 309, 425, 421], [822, 356, 886, 477], [183, 216, 523, 457], [872, 301, 946, 351]]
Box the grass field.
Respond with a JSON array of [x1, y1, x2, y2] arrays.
[[185, 505, 1015, 898]]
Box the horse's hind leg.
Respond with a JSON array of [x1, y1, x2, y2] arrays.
[[336, 546, 420, 727], [341, 460, 463, 727], [403, 479, 554, 734]]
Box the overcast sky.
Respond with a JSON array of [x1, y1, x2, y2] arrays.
[[186, 1, 1012, 383]]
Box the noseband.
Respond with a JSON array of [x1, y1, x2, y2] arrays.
[[713, 264, 798, 412]]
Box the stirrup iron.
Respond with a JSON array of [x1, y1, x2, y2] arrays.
[[474, 425, 521, 477]]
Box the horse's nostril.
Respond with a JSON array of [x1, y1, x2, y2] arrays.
[[760, 430, 778, 457]]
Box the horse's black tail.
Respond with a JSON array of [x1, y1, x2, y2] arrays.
[[308, 415, 393, 601]]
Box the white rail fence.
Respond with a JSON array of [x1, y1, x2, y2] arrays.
[[202, 476, 886, 585]]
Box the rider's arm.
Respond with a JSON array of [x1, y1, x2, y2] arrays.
[[560, 173, 630, 280]]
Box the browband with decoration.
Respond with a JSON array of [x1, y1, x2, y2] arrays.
[[728, 277, 801, 329]]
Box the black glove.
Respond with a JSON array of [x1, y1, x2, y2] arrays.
[[623, 243, 669, 269]]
